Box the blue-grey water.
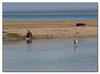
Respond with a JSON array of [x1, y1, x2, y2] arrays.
[[3, 38, 97, 71], [3, 13, 97, 20]]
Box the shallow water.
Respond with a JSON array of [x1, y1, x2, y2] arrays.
[[3, 38, 98, 71]]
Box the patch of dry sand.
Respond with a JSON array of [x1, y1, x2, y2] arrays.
[[3, 19, 97, 38]]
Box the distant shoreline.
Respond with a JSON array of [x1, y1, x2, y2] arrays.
[[3, 19, 97, 40]]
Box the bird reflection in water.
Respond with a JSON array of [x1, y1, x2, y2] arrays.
[[73, 32, 79, 51], [74, 39, 78, 51]]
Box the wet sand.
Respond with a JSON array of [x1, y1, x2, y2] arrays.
[[3, 19, 97, 40]]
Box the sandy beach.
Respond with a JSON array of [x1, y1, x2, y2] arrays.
[[3, 19, 97, 40]]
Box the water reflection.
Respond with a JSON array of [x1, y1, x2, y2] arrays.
[[74, 44, 78, 51], [25, 43, 33, 68], [26, 42, 32, 51], [26, 43, 32, 60], [73, 38, 78, 51]]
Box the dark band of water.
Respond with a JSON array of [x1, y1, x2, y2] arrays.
[[3, 13, 97, 20]]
